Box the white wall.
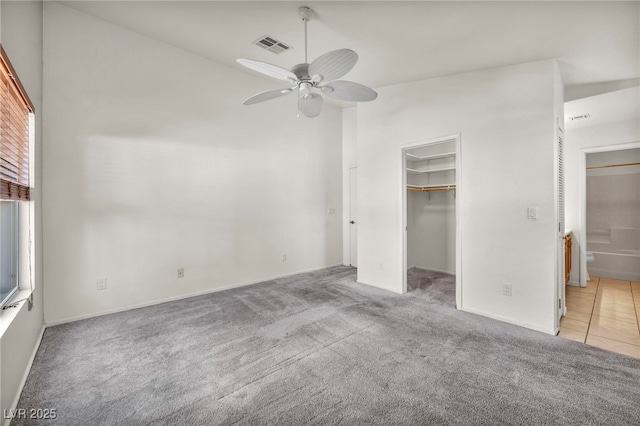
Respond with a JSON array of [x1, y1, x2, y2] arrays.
[[407, 190, 455, 274], [354, 60, 562, 334], [43, 3, 343, 325], [0, 0, 45, 418], [565, 117, 640, 285]]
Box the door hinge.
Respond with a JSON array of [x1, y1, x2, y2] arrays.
[[558, 299, 562, 309]]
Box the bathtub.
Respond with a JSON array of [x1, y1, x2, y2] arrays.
[[587, 227, 640, 282]]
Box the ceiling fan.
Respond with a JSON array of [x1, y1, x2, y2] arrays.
[[236, 6, 377, 118]]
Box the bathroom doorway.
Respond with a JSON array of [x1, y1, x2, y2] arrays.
[[579, 142, 640, 287], [560, 143, 640, 354], [585, 148, 640, 281], [401, 135, 462, 309]]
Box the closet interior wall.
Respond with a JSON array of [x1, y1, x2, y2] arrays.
[[406, 140, 456, 275]]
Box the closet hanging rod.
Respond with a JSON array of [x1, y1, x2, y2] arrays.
[[407, 185, 456, 192], [587, 161, 640, 170]]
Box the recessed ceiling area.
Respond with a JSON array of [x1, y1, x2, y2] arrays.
[[58, 1, 639, 93]]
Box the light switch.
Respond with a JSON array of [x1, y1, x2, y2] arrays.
[[527, 207, 538, 220]]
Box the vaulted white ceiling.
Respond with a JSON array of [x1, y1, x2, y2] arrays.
[[58, 0, 639, 96]]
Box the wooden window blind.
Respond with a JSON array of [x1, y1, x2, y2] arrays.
[[0, 44, 34, 201]]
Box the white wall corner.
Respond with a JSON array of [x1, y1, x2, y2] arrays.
[[356, 59, 560, 333]]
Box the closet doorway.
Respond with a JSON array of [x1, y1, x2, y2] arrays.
[[402, 135, 462, 309]]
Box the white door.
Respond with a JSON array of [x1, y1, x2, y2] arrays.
[[349, 167, 358, 267], [557, 128, 565, 327]]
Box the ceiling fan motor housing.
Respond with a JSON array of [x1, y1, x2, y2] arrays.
[[292, 63, 310, 80]]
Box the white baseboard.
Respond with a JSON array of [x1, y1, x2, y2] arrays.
[[355, 279, 403, 295], [462, 307, 556, 336], [409, 265, 455, 275], [45, 264, 343, 327], [3, 324, 46, 426]]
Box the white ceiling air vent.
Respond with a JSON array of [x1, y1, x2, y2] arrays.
[[568, 113, 591, 121], [253, 35, 292, 54]]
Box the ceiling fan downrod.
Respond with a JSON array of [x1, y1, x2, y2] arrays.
[[298, 6, 312, 64]]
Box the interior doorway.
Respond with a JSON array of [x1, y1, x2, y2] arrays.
[[402, 135, 462, 309], [579, 142, 640, 287], [558, 143, 640, 356]]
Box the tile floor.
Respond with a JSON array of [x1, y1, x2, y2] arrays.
[[559, 276, 640, 359]]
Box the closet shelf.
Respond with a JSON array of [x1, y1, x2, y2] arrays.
[[406, 151, 456, 162], [407, 184, 456, 192], [406, 166, 456, 174]]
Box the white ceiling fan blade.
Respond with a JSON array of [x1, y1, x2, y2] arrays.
[[298, 93, 323, 118], [321, 81, 378, 102], [242, 88, 293, 105], [308, 49, 358, 83], [237, 58, 297, 83]]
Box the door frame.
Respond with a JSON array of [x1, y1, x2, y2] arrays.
[[348, 166, 358, 267], [578, 141, 640, 287], [401, 133, 462, 309]]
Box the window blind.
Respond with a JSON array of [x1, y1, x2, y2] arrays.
[[0, 44, 34, 201]]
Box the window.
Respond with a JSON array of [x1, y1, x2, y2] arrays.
[[0, 44, 34, 308], [0, 201, 19, 305]]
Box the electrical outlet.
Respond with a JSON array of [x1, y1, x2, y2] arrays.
[[282, 253, 287, 262], [97, 278, 107, 291], [502, 283, 512, 297], [177, 268, 184, 278]]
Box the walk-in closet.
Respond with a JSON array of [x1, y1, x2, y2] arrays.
[[404, 139, 458, 295]]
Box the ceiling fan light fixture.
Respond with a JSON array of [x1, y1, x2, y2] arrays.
[[298, 92, 323, 118], [299, 81, 312, 94]]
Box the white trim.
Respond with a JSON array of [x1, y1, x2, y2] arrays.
[[348, 166, 358, 268], [0, 289, 34, 338], [343, 162, 357, 267], [400, 133, 462, 309], [45, 264, 343, 327], [407, 265, 455, 276], [578, 141, 640, 287], [355, 279, 403, 295], [407, 265, 455, 275], [3, 324, 46, 426], [462, 307, 556, 336]]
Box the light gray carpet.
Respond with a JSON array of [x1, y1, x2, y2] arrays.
[[12, 266, 640, 425]]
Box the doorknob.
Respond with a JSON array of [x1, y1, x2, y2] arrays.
[[350, 221, 355, 224]]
